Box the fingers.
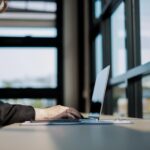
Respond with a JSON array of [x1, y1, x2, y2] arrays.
[[55, 105, 82, 119], [56, 106, 82, 119], [64, 113, 76, 119], [66, 107, 82, 119]]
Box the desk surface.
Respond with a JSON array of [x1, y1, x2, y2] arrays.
[[1, 117, 150, 150]]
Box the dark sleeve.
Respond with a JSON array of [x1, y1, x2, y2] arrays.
[[0, 103, 35, 126]]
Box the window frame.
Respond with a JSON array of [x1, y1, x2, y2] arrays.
[[89, 0, 150, 117]]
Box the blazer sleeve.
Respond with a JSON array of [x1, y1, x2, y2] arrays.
[[0, 103, 35, 126]]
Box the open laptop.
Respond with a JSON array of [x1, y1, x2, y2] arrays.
[[22, 66, 132, 125]]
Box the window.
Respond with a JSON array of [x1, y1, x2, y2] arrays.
[[0, 47, 57, 88], [0, 0, 63, 104], [89, 0, 150, 117], [0, 0, 57, 37], [140, 0, 150, 65], [111, 3, 127, 77]]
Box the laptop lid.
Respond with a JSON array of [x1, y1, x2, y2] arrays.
[[92, 66, 110, 120]]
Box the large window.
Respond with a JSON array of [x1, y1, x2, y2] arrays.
[[140, 0, 150, 64], [111, 3, 127, 77], [89, 0, 150, 118], [0, 0, 63, 106]]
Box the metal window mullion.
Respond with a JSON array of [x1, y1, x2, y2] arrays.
[[77, 0, 85, 111], [55, 0, 63, 105], [101, 16, 113, 114], [125, 0, 142, 118]]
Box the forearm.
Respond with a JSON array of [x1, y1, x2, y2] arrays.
[[0, 103, 35, 126]]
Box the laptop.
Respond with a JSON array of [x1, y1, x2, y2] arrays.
[[22, 66, 132, 126]]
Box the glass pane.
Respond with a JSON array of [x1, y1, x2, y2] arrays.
[[95, 34, 103, 76], [0, 47, 57, 88], [140, 1, 150, 64], [111, 3, 127, 77], [0, 27, 57, 37], [94, 0, 102, 18], [113, 83, 128, 117], [142, 75, 150, 119], [0, 0, 57, 37], [1, 98, 57, 108], [8, 1, 57, 12]]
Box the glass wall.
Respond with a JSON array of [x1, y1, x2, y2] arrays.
[[111, 3, 127, 77], [90, 0, 150, 117], [140, 0, 150, 64]]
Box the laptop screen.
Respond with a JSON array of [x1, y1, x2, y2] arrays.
[[92, 66, 110, 118]]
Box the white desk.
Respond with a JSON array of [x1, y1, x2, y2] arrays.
[[0, 118, 150, 150]]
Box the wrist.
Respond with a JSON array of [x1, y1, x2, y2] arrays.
[[34, 108, 47, 120]]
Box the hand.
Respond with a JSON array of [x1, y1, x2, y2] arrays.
[[34, 105, 82, 121]]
